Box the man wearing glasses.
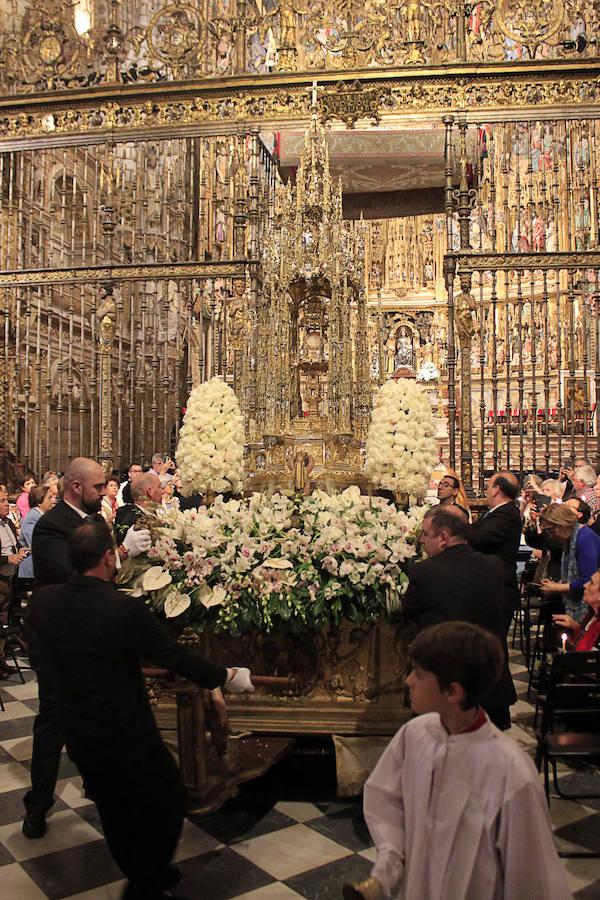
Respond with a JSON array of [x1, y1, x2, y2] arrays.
[[437, 475, 469, 519]]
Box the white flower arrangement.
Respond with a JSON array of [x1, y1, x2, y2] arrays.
[[175, 377, 245, 497], [118, 488, 426, 634], [364, 379, 438, 499], [416, 361, 440, 383]]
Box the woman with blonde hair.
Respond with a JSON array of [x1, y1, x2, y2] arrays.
[[540, 478, 565, 501], [539, 502, 600, 621]]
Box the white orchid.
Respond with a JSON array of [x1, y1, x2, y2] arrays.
[[123, 490, 425, 634]]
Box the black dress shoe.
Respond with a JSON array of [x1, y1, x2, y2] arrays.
[[22, 812, 47, 839]]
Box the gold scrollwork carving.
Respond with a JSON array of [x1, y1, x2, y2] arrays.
[[319, 79, 393, 128], [7, 0, 87, 90], [494, 0, 565, 59], [145, 3, 206, 78], [0, 262, 247, 288], [453, 250, 600, 272], [1, 0, 599, 93], [3, 69, 600, 140]]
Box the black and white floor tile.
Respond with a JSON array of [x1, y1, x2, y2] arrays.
[[1, 650, 600, 899]]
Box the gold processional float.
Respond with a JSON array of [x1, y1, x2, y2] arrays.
[[152, 119, 418, 807]]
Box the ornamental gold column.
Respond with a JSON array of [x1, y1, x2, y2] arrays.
[[453, 114, 476, 495], [98, 148, 118, 474], [455, 273, 476, 495], [98, 286, 116, 475]]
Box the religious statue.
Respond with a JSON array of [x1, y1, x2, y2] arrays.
[[288, 450, 314, 495], [455, 285, 477, 347], [96, 284, 117, 325], [403, 0, 429, 63], [263, 0, 308, 68], [395, 326, 415, 369], [228, 278, 246, 347], [546, 217, 557, 252]]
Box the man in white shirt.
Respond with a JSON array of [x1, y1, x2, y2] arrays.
[[348, 622, 570, 900]]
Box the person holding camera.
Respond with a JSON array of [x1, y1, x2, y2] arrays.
[[538, 502, 600, 623], [149, 452, 174, 479]]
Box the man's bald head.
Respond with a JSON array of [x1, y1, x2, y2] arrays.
[[62, 457, 106, 513], [131, 472, 163, 507], [486, 470, 520, 508]]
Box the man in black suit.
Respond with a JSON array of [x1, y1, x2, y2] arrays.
[[403, 505, 517, 730], [28, 521, 253, 900], [114, 471, 163, 544], [24, 458, 152, 839], [469, 470, 523, 635]]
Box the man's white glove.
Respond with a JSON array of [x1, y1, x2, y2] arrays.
[[225, 667, 255, 693], [122, 526, 152, 558]]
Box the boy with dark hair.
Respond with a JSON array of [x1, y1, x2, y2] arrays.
[[345, 622, 570, 900]]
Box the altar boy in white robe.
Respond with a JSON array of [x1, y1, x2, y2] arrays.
[[346, 622, 570, 900]]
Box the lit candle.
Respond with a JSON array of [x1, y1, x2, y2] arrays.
[[561, 632, 568, 653]]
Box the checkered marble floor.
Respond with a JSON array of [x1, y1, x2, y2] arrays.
[[1, 651, 600, 899]]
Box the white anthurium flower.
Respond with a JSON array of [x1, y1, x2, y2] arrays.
[[164, 589, 192, 618], [262, 557, 294, 569], [142, 566, 173, 592], [198, 584, 228, 609]]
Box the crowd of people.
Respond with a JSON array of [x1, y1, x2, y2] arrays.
[[0, 455, 255, 900], [432, 457, 600, 649], [0, 455, 595, 899]]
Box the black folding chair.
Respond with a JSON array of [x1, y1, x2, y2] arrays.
[[0, 584, 27, 686], [535, 652, 600, 803]]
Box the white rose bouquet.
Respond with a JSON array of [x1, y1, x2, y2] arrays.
[[175, 377, 245, 497], [364, 379, 438, 499]]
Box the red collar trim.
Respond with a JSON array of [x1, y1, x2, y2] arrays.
[[456, 708, 487, 734]]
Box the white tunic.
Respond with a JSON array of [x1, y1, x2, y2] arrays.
[[364, 713, 571, 900]]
